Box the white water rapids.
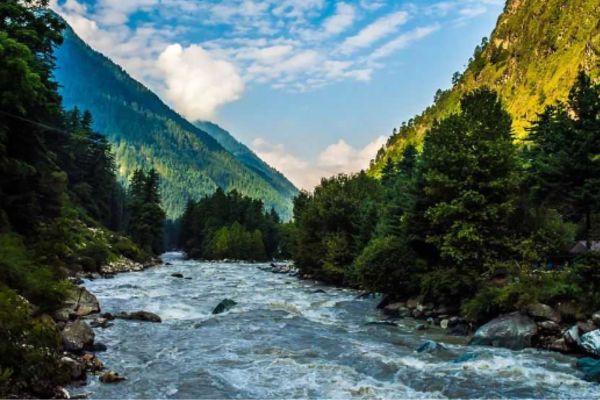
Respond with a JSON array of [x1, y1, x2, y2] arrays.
[[70, 252, 600, 399]]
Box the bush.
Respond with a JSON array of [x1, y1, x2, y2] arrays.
[[420, 267, 478, 307], [0, 288, 68, 397], [113, 236, 146, 262], [78, 242, 111, 272], [354, 236, 424, 297]]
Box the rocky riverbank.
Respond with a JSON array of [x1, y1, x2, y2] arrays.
[[23, 256, 162, 399]]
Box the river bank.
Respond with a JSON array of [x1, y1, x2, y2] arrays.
[[66, 253, 599, 398]]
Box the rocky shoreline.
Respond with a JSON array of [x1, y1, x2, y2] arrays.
[[27, 256, 162, 399]]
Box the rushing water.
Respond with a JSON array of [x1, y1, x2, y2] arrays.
[[71, 252, 599, 399]]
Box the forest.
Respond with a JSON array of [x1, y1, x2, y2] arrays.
[[292, 78, 600, 323], [0, 1, 164, 395]]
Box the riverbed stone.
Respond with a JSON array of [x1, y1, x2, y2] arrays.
[[213, 299, 237, 314], [547, 338, 570, 353], [61, 320, 95, 352], [470, 312, 537, 350], [383, 302, 407, 317], [537, 320, 561, 335], [440, 319, 449, 329], [526, 302, 560, 323], [60, 357, 85, 380], [171, 273, 184, 278], [452, 352, 479, 363], [55, 287, 100, 321], [99, 371, 127, 384], [447, 317, 470, 336], [580, 330, 600, 356], [564, 324, 581, 348], [116, 311, 162, 322], [592, 311, 600, 327], [417, 340, 442, 353]]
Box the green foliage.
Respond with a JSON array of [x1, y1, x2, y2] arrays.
[[0, 287, 67, 397], [179, 188, 281, 261], [53, 26, 297, 219]]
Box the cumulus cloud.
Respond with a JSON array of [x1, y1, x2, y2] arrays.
[[339, 11, 409, 54], [252, 136, 387, 190], [157, 44, 245, 121]]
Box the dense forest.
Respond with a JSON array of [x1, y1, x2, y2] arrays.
[[371, 0, 600, 175], [0, 1, 164, 396], [179, 189, 292, 261], [53, 24, 297, 219], [293, 77, 600, 323]]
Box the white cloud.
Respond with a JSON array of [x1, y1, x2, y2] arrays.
[[157, 44, 245, 121], [370, 24, 440, 60], [339, 11, 409, 54], [359, 0, 386, 12], [252, 136, 386, 190], [323, 2, 356, 36]]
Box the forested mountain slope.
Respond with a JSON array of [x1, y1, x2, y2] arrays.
[[53, 24, 296, 219], [195, 121, 298, 204], [372, 0, 600, 174]]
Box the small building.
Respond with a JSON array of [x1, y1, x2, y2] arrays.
[[570, 241, 600, 255]]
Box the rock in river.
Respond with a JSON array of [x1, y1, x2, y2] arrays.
[[100, 371, 127, 384], [116, 311, 162, 323], [213, 299, 237, 314], [62, 320, 95, 352], [416, 340, 444, 353], [470, 312, 537, 350], [580, 330, 600, 356], [171, 273, 184, 278], [55, 287, 100, 321]]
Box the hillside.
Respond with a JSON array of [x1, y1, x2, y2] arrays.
[[195, 121, 298, 204], [53, 24, 297, 219], [372, 0, 600, 174]]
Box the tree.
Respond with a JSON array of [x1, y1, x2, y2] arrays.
[[127, 169, 165, 255], [527, 71, 600, 244]]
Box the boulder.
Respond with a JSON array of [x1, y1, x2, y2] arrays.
[[171, 273, 184, 278], [116, 311, 162, 323], [416, 340, 443, 353], [547, 338, 570, 353], [576, 357, 600, 382], [580, 330, 600, 356], [447, 317, 470, 336], [61, 320, 95, 352], [90, 317, 113, 329], [99, 371, 127, 384], [470, 312, 537, 350], [526, 303, 560, 323], [383, 302, 407, 317], [537, 320, 561, 335], [416, 324, 428, 331], [578, 321, 596, 335], [91, 342, 108, 352], [564, 325, 581, 348], [60, 357, 85, 380], [81, 353, 104, 372], [440, 319, 449, 329], [212, 299, 237, 315], [55, 287, 100, 321]]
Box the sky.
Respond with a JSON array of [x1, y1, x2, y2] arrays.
[[50, 0, 505, 190]]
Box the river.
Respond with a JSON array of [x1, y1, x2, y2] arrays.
[[71, 252, 599, 399]]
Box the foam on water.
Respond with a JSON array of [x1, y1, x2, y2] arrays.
[[71, 253, 600, 399]]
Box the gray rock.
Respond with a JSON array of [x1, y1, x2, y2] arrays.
[[547, 338, 570, 353], [578, 321, 596, 335], [564, 324, 581, 347], [116, 311, 162, 323], [592, 311, 600, 327], [447, 317, 470, 336], [55, 287, 100, 321], [470, 312, 537, 350], [580, 330, 600, 356], [416, 323, 428, 331], [537, 320, 561, 335], [383, 302, 407, 317], [171, 273, 184, 278], [212, 299, 237, 315], [60, 356, 85, 380], [61, 320, 95, 352], [417, 340, 444, 353], [527, 303, 560, 323], [440, 319, 449, 329]]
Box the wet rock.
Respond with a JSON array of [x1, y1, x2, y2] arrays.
[[61, 320, 95, 352], [564, 325, 581, 348], [592, 311, 600, 327], [55, 287, 100, 321], [165, 262, 173, 266], [447, 317, 470, 336], [526, 302, 561, 323], [416, 324, 428, 331], [547, 338, 570, 353], [100, 312, 115, 321], [91, 342, 108, 352], [383, 302, 407, 318], [416, 340, 444, 353], [171, 273, 184, 278], [470, 312, 537, 350], [81, 353, 105, 372], [312, 289, 327, 294], [90, 317, 113, 329], [116, 311, 162, 323], [356, 292, 374, 300], [580, 330, 600, 356], [185, 277, 193, 280], [452, 352, 479, 363], [365, 321, 398, 326], [376, 295, 393, 310], [576, 357, 600, 382], [212, 299, 237, 315], [99, 371, 127, 384], [578, 321, 596, 335], [60, 356, 85, 380], [537, 320, 561, 335]]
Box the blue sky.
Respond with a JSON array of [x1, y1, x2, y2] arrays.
[[51, 0, 505, 189]]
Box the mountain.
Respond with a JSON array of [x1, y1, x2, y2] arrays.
[[195, 121, 298, 204], [371, 0, 600, 174], [52, 23, 297, 219]]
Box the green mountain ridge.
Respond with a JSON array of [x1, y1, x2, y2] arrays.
[[372, 0, 600, 174], [52, 24, 297, 219]]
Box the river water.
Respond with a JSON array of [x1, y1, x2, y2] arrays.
[[72, 252, 599, 399]]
